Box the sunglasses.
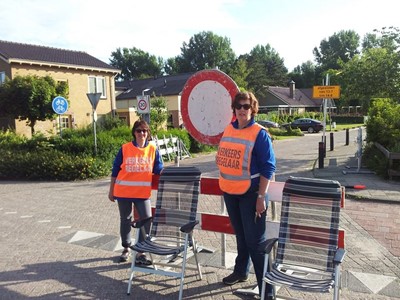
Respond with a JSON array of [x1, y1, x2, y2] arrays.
[[135, 129, 147, 133], [234, 103, 251, 110]]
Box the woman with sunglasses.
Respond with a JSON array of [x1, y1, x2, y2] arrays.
[[108, 120, 164, 264], [216, 91, 276, 300]]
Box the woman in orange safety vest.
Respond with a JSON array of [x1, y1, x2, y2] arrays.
[[108, 120, 163, 264], [216, 91, 276, 300]]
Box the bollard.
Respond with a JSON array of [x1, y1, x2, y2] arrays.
[[330, 132, 334, 151], [323, 135, 327, 158], [345, 128, 349, 145], [318, 142, 324, 169]]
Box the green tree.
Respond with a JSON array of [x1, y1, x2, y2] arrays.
[[109, 47, 163, 80], [375, 26, 400, 50], [164, 57, 180, 75], [0, 75, 68, 135], [226, 58, 250, 90], [313, 30, 360, 72], [362, 32, 397, 52], [244, 44, 288, 98], [171, 31, 236, 74], [149, 94, 168, 135], [337, 47, 400, 112], [288, 61, 318, 88]]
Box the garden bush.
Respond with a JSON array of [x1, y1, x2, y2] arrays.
[[0, 124, 198, 181], [362, 98, 400, 178], [365, 98, 400, 149], [0, 149, 110, 180]]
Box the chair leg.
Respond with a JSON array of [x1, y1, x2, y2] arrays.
[[260, 253, 270, 299], [127, 249, 138, 295], [333, 265, 341, 300], [191, 236, 203, 280], [178, 236, 190, 300]]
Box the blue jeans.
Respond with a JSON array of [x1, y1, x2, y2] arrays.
[[224, 190, 272, 295], [117, 199, 151, 248]]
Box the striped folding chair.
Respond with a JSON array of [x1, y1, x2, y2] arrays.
[[261, 177, 346, 300], [127, 166, 202, 300]]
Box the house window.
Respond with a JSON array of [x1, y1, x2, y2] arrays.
[[0, 72, 5, 85], [59, 115, 71, 129], [88, 76, 106, 99]]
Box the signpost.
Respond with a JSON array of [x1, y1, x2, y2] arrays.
[[312, 85, 340, 99], [52, 96, 69, 137], [313, 80, 341, 168], [86, 93, 102, 155], [136, 93, 150, 124]]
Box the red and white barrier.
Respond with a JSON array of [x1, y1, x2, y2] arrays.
[[148, 175, 345, 249]]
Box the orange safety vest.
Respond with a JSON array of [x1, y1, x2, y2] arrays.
[[216, 123, 262, 195], [114, 142, 156, 199]]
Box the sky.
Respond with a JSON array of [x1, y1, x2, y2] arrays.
[[0, 0, 399, 71]]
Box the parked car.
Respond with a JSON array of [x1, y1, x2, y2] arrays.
[[257, 120, 280, 128], [282, 118, 324, 133]]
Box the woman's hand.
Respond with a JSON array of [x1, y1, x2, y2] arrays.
[[108, 190, 115, 202], [256, 196, 266, 217]]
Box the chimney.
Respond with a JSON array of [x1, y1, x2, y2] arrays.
[[289, 80, 295, 99]]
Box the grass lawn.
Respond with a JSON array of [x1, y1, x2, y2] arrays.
[[326, 123, 365, 131], [271, 123, 365, 140]]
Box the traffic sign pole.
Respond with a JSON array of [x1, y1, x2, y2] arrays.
[[52, 96, 69, 138], [59, 115, 62, 137], [86, 93, 102, 155]]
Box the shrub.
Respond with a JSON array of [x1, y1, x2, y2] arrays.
[[0, 124, 196, 181], [366, 98, 400, 149], [0, 149, 110, 180], [362, 143, 391, 179]]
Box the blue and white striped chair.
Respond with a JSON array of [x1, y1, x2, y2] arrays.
[[127, 166, 202, 300], [261, 176, 346, 300]]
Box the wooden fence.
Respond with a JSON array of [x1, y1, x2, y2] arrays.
[[374, 142, 400, 180]]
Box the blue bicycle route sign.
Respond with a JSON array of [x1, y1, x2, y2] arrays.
[[52, 96, 69, 114]]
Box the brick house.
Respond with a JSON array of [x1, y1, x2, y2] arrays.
[[259, 80, 335, 115], [115, 72, 194, 128], [0, 40, 120, 137]]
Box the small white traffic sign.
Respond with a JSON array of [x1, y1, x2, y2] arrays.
[[137, 95, 150, 114], [52, 96, 69, 114]]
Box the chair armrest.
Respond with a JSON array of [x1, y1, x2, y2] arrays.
[[333, 248, 346, 264], [131, 217, 152, 228], [180, 220, 199, 233], [260, 238, 279, 254]]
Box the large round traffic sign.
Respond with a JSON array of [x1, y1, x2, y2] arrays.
[[181, 70, 239, 145], [52, 96, 69, 115]]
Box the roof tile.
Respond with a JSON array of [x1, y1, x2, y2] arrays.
[[0, 40, 119, 71]]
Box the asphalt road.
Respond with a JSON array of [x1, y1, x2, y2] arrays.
[[179, 129, 356, 181]]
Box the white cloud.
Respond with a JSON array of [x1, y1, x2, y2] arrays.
[[1, 0, 399, 70]]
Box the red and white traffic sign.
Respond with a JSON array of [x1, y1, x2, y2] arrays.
[[181, 69, 239, 145], [136, 96, 150, 114]]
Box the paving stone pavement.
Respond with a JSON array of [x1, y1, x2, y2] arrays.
[[1, 127, 400, 299]]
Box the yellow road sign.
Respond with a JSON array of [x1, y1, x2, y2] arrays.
[[312, 85, 340, 99]]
